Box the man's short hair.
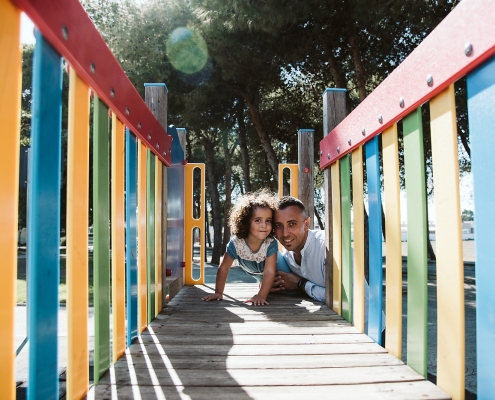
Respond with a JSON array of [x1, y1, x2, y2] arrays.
[[277, 196, 307, 217]]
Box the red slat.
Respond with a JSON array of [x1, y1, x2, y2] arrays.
[[319, 0, 495, 169], [14, 0, 172, 166]]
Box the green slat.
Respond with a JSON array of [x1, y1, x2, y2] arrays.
[[403, 108, 428, 377], [146, 150, 156, 322], [340, 154, 352, 322], [92, 95, 111, 384]]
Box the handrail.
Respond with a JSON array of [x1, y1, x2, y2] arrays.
[[13, 0, 172, 166], [319, 0, 495, 169]]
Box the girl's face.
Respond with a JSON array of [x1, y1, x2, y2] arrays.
[[248, 207, 273, 241]]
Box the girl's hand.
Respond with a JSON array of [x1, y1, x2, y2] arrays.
[[244, 294, 269, 306], [202, 292, 223, 301]]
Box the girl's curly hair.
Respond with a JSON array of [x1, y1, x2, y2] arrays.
[[229, 189, 277, 239]]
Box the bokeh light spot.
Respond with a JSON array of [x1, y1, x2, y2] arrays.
[[166, 27, 208, 74]]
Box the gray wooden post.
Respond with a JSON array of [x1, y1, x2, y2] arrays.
[[144, 83, 168, 307], [322, 88, 347, 309], [298, 129, 315, 229]]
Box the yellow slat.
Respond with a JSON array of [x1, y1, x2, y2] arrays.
[[0, 1, 21, 398], [430, 84, 465, 400], [138, 140, 148, 332], [331, 161, 342, 314], [351, 147, 365, 333], [66, 69, 90, 400], [155, 159, 163, 314], [111, 115, 126, 363], [382, 123, 403, 359]]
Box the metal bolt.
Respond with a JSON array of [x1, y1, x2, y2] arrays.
[[110, 88, 115, 98], [378, 115, 383, 124], [125, 107, 130, 116], [337, 146, 340, 153], [62, 26, 69, 41], [348, 138, 352, 146], [137, 122, 142, 130], [319, 151, 323, 156], [90, 62, 96, 74], [362, 128, 366, 136], [156, 143, 160, 149], [399, 97, 405, 108], [163, 151, 167, 156], [148, 134, 151, 140], [465, 42, 473, 57], [427, 74, 433, 87], [327, 153, 330, 159]]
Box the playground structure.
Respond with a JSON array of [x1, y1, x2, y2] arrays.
[[1, 0, 495, 399]]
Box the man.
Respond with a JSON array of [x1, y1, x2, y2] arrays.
[[272, 196, 326, 302]]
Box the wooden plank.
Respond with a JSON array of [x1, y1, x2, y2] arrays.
[[430, 84, 465, 398], [403, 108, 428, 372], [137, 140, 148, 333], [99, 365, 423, 386], [466, 55, 495, 400], [113, 352, 399, 369], [138, 333, 372, 345], [66, 67, 90, 400], [382, 122, 403, 360], [340, 154, 352, 322], [331, 161, 342, 314], [90, 381, 450, 400]]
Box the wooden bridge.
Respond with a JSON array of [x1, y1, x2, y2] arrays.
[[89, 284, 448, 399]]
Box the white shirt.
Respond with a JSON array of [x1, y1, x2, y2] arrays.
[[279, 229, 326, 302]]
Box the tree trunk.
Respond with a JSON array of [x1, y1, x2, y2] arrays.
[[348, 22, 367, 103], [236, 99, 252, 193], [199, 135, 223, 265], [221, 131, 232, 254], [314, 206, 324, 230], [458, 128, 471, 158]]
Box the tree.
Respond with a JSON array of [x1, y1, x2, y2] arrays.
[[462, 209, 474, 222]]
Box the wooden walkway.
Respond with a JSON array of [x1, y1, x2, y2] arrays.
[[90, 284, 450, 399]]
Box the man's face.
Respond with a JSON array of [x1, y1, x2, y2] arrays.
[[273, 206, 310, 254]]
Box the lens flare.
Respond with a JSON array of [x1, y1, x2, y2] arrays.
[[166, 27, 208, 74]]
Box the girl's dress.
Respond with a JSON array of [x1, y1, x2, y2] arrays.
[[226, 236, 278, 281]]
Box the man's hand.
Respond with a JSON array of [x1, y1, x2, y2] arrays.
[[244, 294, 269, 306], [270, 271, 301, 293], [201, 292, 223, 301]]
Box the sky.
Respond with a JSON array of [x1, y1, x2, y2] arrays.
[[20, 13, 35, 44]]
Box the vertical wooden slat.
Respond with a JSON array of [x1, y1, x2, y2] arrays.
[[331, 161, 342, 314], [322, 88, 347, 310], [155, 160, 163, 313], [111, 115, 126, 362], [365, 136, 383, 344], [382, 123, 403, 360], [125, 129, 138, 346], [146, 150, 156, 322], [403, 108, 428, 375], [467, 55, 495, 400], [340, 154, 352, 322], [298, 129, 314, 228], [26, 31, 63, 400], [352, 146, 365, 333], [66, 68, 90, 400], [138, 140, 148, 332], [93, 96, 111, 383], [430, 84, 465, 400], [0, 2, 21, 398]]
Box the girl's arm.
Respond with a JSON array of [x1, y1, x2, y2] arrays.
[[201, 253, 234, 301], [244, 252, 277, 306]]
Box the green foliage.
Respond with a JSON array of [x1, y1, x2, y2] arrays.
[[462, 209, 474, 222]]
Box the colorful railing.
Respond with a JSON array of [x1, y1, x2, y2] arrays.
[[320, 1, 495, 399], [0, 0, 204, 398]]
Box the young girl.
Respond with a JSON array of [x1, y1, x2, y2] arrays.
[[201, 190, 278, 306]]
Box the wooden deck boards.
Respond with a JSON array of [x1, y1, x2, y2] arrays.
[[88, 284, 450, 399]]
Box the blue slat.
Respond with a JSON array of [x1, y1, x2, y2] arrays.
[[166, 126, 185, 279], [27, 31, 62, 400], [125, 128, 138, 346], [467, 55, 495, 399], [365, 136, 383, 344]]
